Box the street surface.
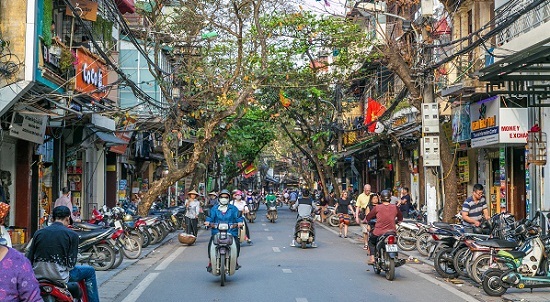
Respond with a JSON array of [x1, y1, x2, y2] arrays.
[[98, 206, 550, 302]]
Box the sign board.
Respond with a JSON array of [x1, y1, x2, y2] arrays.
[[470, 96, 499, 148], [498, 108, 528, 143], [110, 116, 136, 155], [9, 112, 48, 144], [74, 48, 107, 100], [65, 0, 98, 21], [452, 103, 471, 142]]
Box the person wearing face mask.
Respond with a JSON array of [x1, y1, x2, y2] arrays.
[[204, 189, 244, 272], [231, 190, 252, 244]]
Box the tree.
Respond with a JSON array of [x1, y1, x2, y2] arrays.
[[257, 10, 374, 199], [132, 0, 271, 215]]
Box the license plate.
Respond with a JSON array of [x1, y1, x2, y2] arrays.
[[386, 244, 398, 252]]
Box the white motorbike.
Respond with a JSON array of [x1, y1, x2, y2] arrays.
[[208, 222, 239, 286]]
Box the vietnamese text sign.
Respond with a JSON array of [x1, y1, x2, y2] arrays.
[[9, 112, 48, 144]]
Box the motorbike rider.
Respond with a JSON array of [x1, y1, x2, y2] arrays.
[[265, 190, 277, 208], [364, 190, 403, 264], [291, 189, 317, 247], [205, 189, 244, 272], [27, 206, 101, 302], [231, 190, 252, 244], [245, 189, 256, 211]]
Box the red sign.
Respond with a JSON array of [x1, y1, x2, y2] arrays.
[[110, 117, 136, 154], [74, 48, 108, 100]]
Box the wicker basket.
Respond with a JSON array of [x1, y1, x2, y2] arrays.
[[178, 233, 196, 245]]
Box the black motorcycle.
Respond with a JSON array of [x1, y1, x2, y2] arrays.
[[372, 231, 405, 281]]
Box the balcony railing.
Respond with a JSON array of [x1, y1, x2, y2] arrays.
[[496, 0, 550, 46]]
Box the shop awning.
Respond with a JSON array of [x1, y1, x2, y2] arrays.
[[94, 130, 128, 146]]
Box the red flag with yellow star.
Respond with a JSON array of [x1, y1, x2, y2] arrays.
[[364, 97, 385, 132]]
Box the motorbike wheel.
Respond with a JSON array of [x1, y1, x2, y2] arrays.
[[415, 233, 432, 257], [385, 258, 395, 281], [129, 230, 144, 247], [434, 247, 459, 279], [121, 236, 142, 259], [89, 243, 115, 271], [301, 241, 307, 249], [373, 263, 381, 275], [482, 269, 507, 296], [220, 254, 226, 287], [42, 295, 56, 302], [396, 230, 416, 251], [111, 248, 124, 269], [148, 226, 162, 245], [140, 228, 151, 248], [328, 215, 340, 227], [470, 253, 492, 284], [453, 247, 471, 278]]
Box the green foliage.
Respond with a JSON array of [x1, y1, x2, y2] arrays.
[[42, 0, 53, 46], [92, 16, 114, 51]]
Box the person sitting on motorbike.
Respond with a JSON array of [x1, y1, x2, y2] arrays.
[[205, 189, 244, 272], [461, 183, 490, 229], [27, 206, 101, 302], [364, 190, 403, 264], [265, 191, 277, 208], [231, 190, 252, 244], [291, 189, 317, 247]]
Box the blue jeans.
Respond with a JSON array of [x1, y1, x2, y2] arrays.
[[69, 265, 100, 302]]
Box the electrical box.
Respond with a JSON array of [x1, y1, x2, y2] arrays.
[[422, 103, 440, 134], [422, 136, 441, 167]]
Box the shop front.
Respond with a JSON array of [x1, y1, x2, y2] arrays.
[[469, 96, 529, 219]]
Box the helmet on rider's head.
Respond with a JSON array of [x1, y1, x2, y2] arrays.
[[380, 190, 392, 202], [234, 190, 243, 196], [123, 214, 133, 222], [219, 189, 231, 199], [302, 189, 310, 197]]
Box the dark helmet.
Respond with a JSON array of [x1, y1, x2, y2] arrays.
[[380, 190, 392, 202], [219, 189, 231, 198], [302, 189, 310, 197]]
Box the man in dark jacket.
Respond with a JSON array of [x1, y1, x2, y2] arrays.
[[27, 206, 100, 302]]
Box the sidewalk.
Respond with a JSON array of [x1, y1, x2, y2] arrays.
[[318, 221, 550, 302]]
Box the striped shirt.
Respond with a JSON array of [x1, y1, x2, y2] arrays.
[[461, 197, 487, 226]]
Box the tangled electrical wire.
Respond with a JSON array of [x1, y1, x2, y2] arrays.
[[0, 38, 22, 79]]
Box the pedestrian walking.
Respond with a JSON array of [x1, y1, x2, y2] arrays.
[[54, 187, 78, 223], [355, 184, 372, 249], [334, 191, 353, 238], [184, 190, 201, 237]]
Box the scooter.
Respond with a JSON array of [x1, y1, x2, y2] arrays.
[[266, 201, 278, 223], [396, 221, 421, 251], [293, 205, 315, 249], [38, 278, 89, 302], [482, 212, 550, 296], [372, 231, 405, 281], [208, 222, 238, 286], [244, 204, 257, 223]]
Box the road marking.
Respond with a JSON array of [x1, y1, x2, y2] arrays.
[[120, 272, 159, 302], [262, 223, 267, 226], [155, 247, 186, 271], [272, 247, 281, 252], [267, 236, 274, 241], [296, 298, 308, 302], [282, 269, 292, 273], [402, 265, 478, 302], [264, 228, 270, 231]]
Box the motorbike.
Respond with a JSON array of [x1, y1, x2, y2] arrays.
[[208, 222, 239, 286], [482, 212, 550, 296], [74, 228, 117, 271], [266, 202, 278, 223], [371, 231, 405, 281], [293, 205, 315, 249], [38, 278, 88, 302], [396, 221, 421, 251], [244, 204, 257, 223]]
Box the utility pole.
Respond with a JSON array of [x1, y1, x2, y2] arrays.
[[419, 13, 441, 224]]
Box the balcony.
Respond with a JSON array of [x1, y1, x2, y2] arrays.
[[496, 0, 550, 46]]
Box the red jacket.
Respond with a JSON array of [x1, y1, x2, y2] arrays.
[[365, 203, 403, 236]]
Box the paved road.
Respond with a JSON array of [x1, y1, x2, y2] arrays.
[[99, 206, 480, 302]]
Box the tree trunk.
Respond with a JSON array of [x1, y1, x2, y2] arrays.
[[440, 131, 459, 222]]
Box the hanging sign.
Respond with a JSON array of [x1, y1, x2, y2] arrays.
[[9, 111, 48, 144], [74, 48, 107, 100], [65, 0, 98, 22]]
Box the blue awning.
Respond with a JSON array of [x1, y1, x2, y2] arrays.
[[94, 130, 128, 146]]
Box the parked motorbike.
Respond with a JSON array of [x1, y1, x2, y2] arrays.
[[74, 228, 117, 271], [208, 222, 239, 286], [371, 231, 405, 281], [396, 221, 421, 251], [38, 278, 88, 302], [482, 212, 550, 296]]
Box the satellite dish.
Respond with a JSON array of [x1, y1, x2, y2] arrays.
[[374, 122, 385, 133]]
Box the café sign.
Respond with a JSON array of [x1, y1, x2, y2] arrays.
[[75, 48, 107, 100]]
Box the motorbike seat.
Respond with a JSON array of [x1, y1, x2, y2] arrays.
[[73, 222, 103, 230], [477, 239, 518, 248], [67, 282, 82, 299], [37, 278, 66, 288], [433, 222, 453, 230], [75, 228, 111, 241], [505, 250, 526, 259]]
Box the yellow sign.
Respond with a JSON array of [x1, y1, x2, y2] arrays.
[[65, 0, 98, 22]]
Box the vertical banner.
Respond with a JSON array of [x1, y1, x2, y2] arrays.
[[525, 148, 531, 217], [499, 148, 507, 212]]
